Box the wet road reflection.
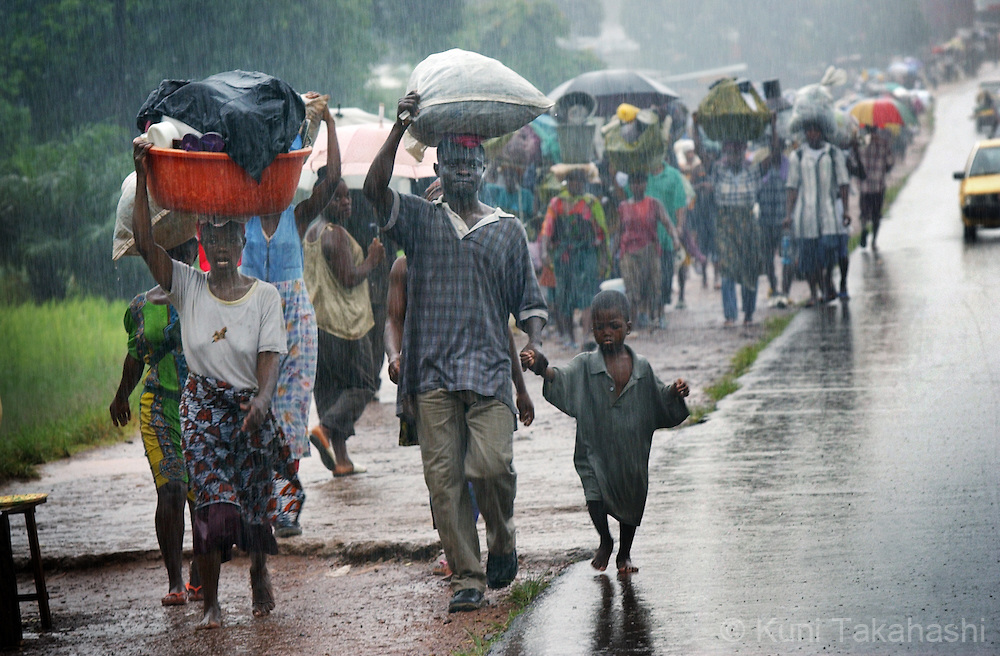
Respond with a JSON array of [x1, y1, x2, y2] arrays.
[[493, 79, 1000, 655]]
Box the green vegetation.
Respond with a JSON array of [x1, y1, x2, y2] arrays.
[[453, 575, 550, 656], [0, 122, 154, 302], [457, 0, 604, 94], [0, 297, 130, 482]]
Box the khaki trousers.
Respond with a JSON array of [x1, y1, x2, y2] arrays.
[[416, 389, 516, 593]]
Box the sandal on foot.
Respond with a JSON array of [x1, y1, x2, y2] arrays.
[[185, 583, 203, 602], [162, 591, 188, 606], [333, 463, 367, 477]]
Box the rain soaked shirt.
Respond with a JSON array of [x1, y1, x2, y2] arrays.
[[711, 160, 764, 208], [627, 165, 688, 250], [787, 143, 849, 239], [241, 206, 304, 283], [125, 292, 186, 397], [384, 189, 548, 415], [542, 346, 688, 526], [167, 260, 287, 391], [858, 137, 894, 193], [540, 191, 607, 263]]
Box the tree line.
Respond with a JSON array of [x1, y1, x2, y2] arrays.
[[0, 0, 598, 302]]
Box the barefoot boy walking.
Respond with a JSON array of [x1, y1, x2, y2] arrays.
[[522, 290, 689, 574]]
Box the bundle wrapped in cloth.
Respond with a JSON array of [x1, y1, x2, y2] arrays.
[[787, 84, 836, 138], [403, 49, 553, 159], [787, 66, 848, 140], [601, 104, 667, 174], [136, 70, 306, 182], [112, 172, 199, 261], [697, 78, 771, 143]]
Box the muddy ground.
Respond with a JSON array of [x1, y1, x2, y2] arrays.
[[4, 124, 929, 655]]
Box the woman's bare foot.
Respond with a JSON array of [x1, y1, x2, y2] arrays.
[[250, 565, 275, 617], [195, 604, 222, 630], [616, 557, 639, 576], [591, 540, 614, 571]]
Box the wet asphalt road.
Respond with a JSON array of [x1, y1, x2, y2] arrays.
[[493, 80, 1000, 655]]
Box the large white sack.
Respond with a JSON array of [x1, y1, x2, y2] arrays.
[[405, 49, 553, 149], [112, 172, 199, 261], [788, 83, 836, 138]]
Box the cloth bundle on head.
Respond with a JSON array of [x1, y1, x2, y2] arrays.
[[136, 70, 305, 182], [602, 105, 666, 174], [673, 139, 702, 173], [402, 49, 553, 161], [616, 103, 640, 123], [696, 78, 771, 143], [436, 134, 486, 166], [550, 162, 601, 184], [444, 134, 484, 150], [112, 172, 199, 261], [787, 67, 847, 141], [198, 215, 248, 229]]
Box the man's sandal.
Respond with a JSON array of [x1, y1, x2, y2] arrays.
[[186, 583, 204, 602]]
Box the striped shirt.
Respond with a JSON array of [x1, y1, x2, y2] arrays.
[[384, 190, 548, 414]]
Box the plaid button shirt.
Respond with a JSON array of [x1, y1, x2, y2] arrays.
[[385, 190, 548, 414], [858, 137, 894, 193], [711, 161, 764, 207]]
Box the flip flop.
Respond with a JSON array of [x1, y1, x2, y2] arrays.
[[162, 591, 187, 606], [333, 464, 367, 477], [309, 427, 337, 472], [186, 583, 203, 602]]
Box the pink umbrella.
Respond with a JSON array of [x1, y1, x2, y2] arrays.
[[305, 122, 437, 179]]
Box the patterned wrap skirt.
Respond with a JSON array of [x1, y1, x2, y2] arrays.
[[272, 278, 318, 460], [716, 204, 765, 290], [180, 373, 299, 559]]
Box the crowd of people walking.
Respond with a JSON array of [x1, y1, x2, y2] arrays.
[[108, 48, 931, 627]]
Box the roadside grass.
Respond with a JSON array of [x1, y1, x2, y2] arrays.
[[0, 297, 130, 483], [453, 576, 550, 656]]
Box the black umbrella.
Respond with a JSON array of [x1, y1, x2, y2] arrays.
[[549, 69, 680, 117]]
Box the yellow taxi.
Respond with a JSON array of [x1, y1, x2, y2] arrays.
[[954, 138, 1000, 242]]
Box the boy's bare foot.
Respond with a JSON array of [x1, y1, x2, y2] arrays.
[[195, 604, 222, 630], [591, 540, 614, 571], [616, 557, 639, 576], [250, 566, 275, 617]]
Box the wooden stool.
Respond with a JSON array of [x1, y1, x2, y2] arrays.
[[0, 493, 51, 648]]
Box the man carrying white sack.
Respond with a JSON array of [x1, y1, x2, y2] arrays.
[[364, 91, 547, 613]]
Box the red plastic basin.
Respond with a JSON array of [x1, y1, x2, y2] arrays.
[[147, 147, 311, 216]]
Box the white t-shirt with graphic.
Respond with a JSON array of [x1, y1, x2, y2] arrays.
[[167, 260, 287, 391]]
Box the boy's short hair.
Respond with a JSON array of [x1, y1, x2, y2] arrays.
[[591, 289, 631, 322]]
